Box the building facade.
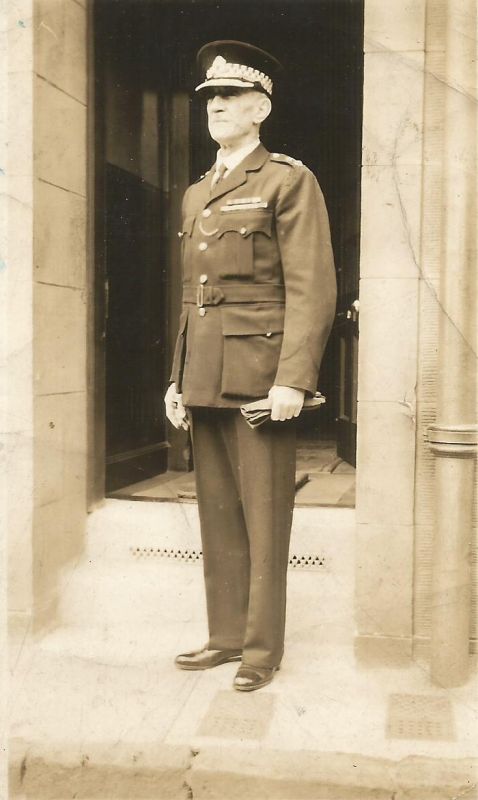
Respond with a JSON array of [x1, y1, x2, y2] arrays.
[[3, 0, 477, 687]]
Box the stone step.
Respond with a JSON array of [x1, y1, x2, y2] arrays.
[[55, 556, 354, 652], [85, 498, 355, 568], [56, 500, 355, 632]]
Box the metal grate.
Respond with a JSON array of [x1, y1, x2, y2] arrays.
[[130, 546, 327, 569], [386, 693, 456, 741], [289, 553, 326, 569], [197, 690, 275, 740], [131, 547, 202, 563]]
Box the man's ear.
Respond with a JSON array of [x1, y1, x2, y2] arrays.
[[254, 95, 272, 125]]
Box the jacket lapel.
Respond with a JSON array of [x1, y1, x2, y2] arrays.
[[206, 143, 270, 206]]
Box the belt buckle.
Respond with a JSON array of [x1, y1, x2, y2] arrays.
[[196, 284, 205, 308]]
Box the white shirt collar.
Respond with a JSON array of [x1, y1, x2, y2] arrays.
[[215, 139, 261, 175]]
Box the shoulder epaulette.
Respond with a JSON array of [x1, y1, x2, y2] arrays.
[[270, 153, 304, 167], [193, 169, 211, 184]]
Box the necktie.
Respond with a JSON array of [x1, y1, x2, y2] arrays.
[[210, 162, 228, 191]]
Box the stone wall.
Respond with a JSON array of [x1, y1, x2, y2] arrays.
[[413, 0, 447, 657], [6, 0, 89, 631], [356, 0, 477, 662], [4, 1, 35, 636]]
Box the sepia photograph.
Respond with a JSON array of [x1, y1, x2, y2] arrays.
[[2, 0, 477, 797]]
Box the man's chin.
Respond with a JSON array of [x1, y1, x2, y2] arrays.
[[209, 127, 233, 144]]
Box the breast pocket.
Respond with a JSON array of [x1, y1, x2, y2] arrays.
[[217, 211, 272, 280], [178, 215, 195, 282], [220, 304, 284, 398]]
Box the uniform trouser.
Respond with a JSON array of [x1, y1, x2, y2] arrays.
[[189, 408, 297, 669]]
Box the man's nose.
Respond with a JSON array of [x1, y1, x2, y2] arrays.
[[208, 94, 225, 111]]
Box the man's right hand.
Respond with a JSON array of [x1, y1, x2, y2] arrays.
[[164, 383, 189, 430]]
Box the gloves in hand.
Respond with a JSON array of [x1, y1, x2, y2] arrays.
[[164, 382, 189, 430]]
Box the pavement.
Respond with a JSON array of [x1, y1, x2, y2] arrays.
[[7, 500, 478, 799]]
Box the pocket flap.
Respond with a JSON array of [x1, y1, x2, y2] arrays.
[[221, 304, 284, 336], [217, 211, 272, 239]]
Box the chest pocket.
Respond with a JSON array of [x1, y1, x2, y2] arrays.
[[216, 211, 272, 279], [178, 215, 195, 282]]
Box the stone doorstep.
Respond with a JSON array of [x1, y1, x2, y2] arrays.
[[8, 739, 477, 800], [84, 500, 356, 564]]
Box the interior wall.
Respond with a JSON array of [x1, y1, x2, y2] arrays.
[[355, 0, 426, 660]]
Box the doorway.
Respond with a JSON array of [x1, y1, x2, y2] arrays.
[[94, 0, 363, 500]]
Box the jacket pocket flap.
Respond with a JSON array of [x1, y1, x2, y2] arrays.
[[221, 305, 284, 336], [217, 211, 272, 238]]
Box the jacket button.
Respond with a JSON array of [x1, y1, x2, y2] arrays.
[[198, 242, 208, 251], [240, 227, 247, 235], [177, 231, 184, 238], [202, 209, 212, 218], [199, 308, 206, 317], [199, 274, 208, 284], [266, 332, 272, 337]]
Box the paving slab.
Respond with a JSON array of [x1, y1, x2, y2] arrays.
[[8, 628, 478, 799]]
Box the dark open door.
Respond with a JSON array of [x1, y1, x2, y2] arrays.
[[95, 3, 171, 492], [104, 166, 168, 490], [332, 13, 362, 467], [335, 275, 360, 467]]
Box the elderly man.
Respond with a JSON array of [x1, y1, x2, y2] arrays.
[[165, 40, 336, 691]]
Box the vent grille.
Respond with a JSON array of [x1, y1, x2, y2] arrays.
[[131, 547, 202, 563], [130, 546, 327, 570], [386, 694, 455, 741]]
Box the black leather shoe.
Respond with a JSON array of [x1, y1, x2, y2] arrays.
[[175, 647, 242, 670], [233, 664, 280, 692]]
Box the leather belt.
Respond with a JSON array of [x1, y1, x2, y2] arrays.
[[182, 284, 285, 307]]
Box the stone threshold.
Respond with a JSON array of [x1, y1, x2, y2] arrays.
[[9, 738, 477, 799]]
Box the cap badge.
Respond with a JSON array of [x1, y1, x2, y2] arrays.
[[208, 56, 227, 76], [202, 54, 273, 95]]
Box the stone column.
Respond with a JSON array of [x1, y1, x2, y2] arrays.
[[427, 0, 477, 687], [3, 0, 89, 638], [355, 1, 426, 663], [3, 0, 35, 637]]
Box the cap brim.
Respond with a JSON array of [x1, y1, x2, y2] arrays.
[[195, 78, 256, 92]]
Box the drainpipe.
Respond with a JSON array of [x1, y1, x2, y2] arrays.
[[427, 0, 477, 687]]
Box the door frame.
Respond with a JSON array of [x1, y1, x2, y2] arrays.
[[88, 0, 106, 508], [88, 0, 364, 504]]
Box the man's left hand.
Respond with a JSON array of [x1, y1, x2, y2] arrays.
[[268, 385, 305, 422]]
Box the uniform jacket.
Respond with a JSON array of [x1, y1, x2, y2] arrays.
[[170, 143, 337, 408]]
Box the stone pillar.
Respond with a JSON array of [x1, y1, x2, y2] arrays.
[[355, 1, 426, 662], [427, 0, 477, 687], [32, 0, 89, 629], [4, 0, 90, 636], [2, 1, 35, 790], [4, 0, 35, 638]]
